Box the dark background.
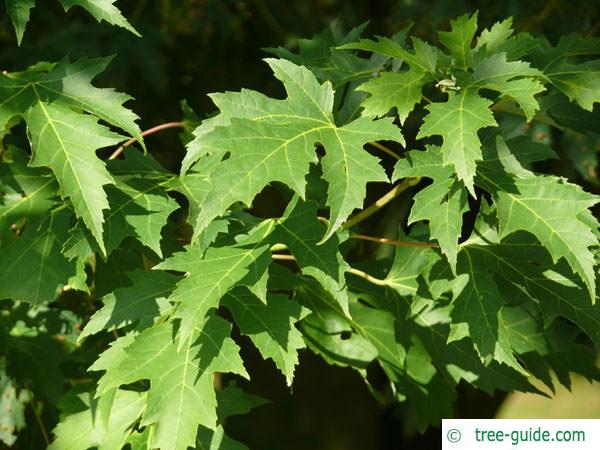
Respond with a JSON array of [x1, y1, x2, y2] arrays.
[[1, 1, 598, 449]]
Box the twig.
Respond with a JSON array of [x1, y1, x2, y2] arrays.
[[108, 121, 184, 160], [368, 141, 401, 160], [342, 177, 421, 230], [351, 233, 439, 248]]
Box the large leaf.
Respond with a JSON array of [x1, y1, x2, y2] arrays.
[[183, 58, 403, 241], [0, 58, 142, 252]]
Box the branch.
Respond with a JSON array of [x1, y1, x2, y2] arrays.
[[342, 177, 421, 230], [351, 233, 439, 248], [108, 121, 185, 160]]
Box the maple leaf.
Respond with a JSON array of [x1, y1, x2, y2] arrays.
[[393, 147, 468, 269], [79, 270, 180, 340], [182, 58, 403, 242], [474, 17, 514, 55], [0, 146, 58, 247], [530, 35, 600, 111], [438, 12, 479, 70], [468, 52, 546, 121], [417, 89, 497, 194], [223, 288, 306, 385], [339, 34, 438, 122], [0, 210, 76, 304], [94, 317, 248, 450], [0, 58, 142, 253], [48, 390, 145, 450], [6, 0, 138, 43], [155, 223, 273, 347], [266, 21, 386, 88], [476, 136, 599, 298], [270, 198, 349, 313]]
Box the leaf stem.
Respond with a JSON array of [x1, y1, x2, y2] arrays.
[[32, 400, 49, 446], [271, 253, 389, 287], [108, 121, 184, 160], [351, 233, 439, 248], [271, 254, 296, 261], [342, 177, 421, 230], [346, 267, 387, 286], [368, 141, 401, 160]]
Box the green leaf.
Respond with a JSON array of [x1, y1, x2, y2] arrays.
[[469, 52, 546, 121], [438, 12, 478, 69], [0, 146, 58, 247], [477, 137, 599, 298], [271, 198, 349, 313], [156, 227, 273, 347], [216, 382, 269, 420], [342, 36, 438, 121], [5, 0, 35, 44], [196, 426, 248, 450], [0, 58, 142, 252], [393, 147, 468, 268], [339, 35, 437, 74], [417, 89, 497, 194], [94, 317, 247, 450], [26, 102, 122, 252], [0, 210, 76, 304], [80, 270, 179, 340], [266, 21, 386, 88], [223, 288, 306, 385], [183, 58, 402, 242], [48, 390, 145, 450], [475, 18, 514, 55], [450, 251, 525, 372], [58, 0, 139, 35]]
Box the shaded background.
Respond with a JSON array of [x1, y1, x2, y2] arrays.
[[1, 1, 599, 449]]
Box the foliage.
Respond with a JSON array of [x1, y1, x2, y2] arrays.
[[1, 2, 600, 449]]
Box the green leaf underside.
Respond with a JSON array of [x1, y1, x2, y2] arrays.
[[183, 58, 403, 242]]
